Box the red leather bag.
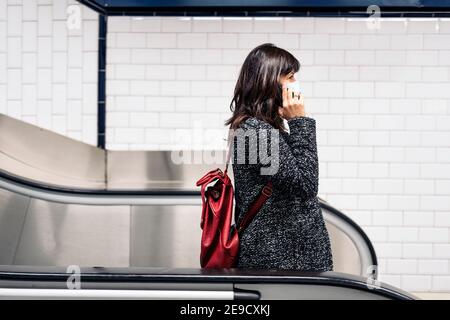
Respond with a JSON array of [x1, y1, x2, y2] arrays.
[[195, 132, 273, 268]]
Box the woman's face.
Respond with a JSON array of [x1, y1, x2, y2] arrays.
[[279, 71, 297, 87]]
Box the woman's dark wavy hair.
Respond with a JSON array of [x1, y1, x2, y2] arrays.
[[225, 43, 300, 133]]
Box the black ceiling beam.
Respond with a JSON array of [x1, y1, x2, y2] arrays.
[[76, 0, 450, 17]]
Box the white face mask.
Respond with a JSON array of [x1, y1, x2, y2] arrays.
[[285, 79, 301, 94]]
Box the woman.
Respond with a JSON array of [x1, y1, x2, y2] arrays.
[[225, 43, 333, 271]]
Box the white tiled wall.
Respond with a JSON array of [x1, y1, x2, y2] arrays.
[[0, 0, 98, 145], [1, 2, 450, 293]]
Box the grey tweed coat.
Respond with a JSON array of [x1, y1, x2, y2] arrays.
[[231, 115, 333, 271]]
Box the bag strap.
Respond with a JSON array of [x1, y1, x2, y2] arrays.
[[224, 127, 274, 234], [237, 180, 273, 235], [224, 128, 234, 174]]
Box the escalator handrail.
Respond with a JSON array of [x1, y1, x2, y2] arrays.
[[0, 266, 416, 300]]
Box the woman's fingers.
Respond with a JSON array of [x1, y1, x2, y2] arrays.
[[299, 93, 304, 106]]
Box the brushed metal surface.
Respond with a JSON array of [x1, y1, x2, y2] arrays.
[[325, 221, 361, 276], [13, 199, 131, 267], [130, 205, 202, 268], [107, 149, 230, 190], [0, 189, 30, 264], [0, 114, 105, 190]]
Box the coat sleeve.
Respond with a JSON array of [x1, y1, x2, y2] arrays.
[[251, 116, 319, 200]]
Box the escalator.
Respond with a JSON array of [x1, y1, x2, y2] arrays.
[[0, 114, 417, 299]]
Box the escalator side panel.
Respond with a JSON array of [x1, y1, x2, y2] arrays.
[[13, 198, 131, 267], [0, 189, 30, 264], [130, 205, 202, 267]]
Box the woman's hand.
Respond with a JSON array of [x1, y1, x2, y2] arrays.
[[278, 84, 306, 120]]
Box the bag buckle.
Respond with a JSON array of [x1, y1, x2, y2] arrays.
[[262, 185, 272, 197]]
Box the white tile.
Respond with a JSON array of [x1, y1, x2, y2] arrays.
[[268, 34, 299, 49], [403, 212, 434, 227], [387, 259, 417, 274], [406, 50, 439, 66], [373, 179, 403, 194], [342, 178, 372, 193], [374, 147, 404, 162], [424, 35, 450, 49], [146, 33, 177, 48], [7, 69, 21, 100], [67, 36, 82, 67], [419, 228, 449, 243], [300, 34, 329, 49], [82, 52, 97, 83], [344, 82, 374, 98], [435, 212, 450, 227], [129, 112, 159, 127], [7, 37, 22, 68], [67, 68, 82, 99], [208, 33, 237, 48], [238, 33, 269, 49], [175, 33, 204, 48], [390, 131, 421, 147], [223, 18, 253, 33], [192, 49, 222, 65], [82, 114, 97, 146], [37, 37, 52, 67], [160, 112, 192, 128], [161, 17, 191, 33], [314, 18, 346, 33], [161, 49, 191, 64], [116, 33, 147, 48], [115, 128, 145, 143], [359, 131, 389, 146], [52, 84, 67, 114], [389, 195, 420, 210], [37, 100, 52, 130], [130, 81, 159, 96], [375, 82, 405, 98], [390, 66, 421, 82], [253, 18, 284, 33], [131, 17, 161, 33], [403, 244, 433, 258], [108, 17, 131, 32], [38, 5, 52, 36], [432, 277, 450, 291], [374, 243, 402, 259], [284, 18, 315, 33], [22, 85, 37, 115], [345, 50, 375, 65], [389, 163, 420, 178], [107, 112, 129, 127], [402, 275, 432, 292], [404, 180, 434, 195], [22, 22, 37, 51], [82, 83, 97, 114], [115, 65, 146, 79], [67, 100, 82, 130], [7, 5, 22, 36], [420, 196, 450, 211], [327, 131, 358, 146], [314, 82, 343, 98], [358, 195, 389, 210], [52, 52, 67, 83]]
